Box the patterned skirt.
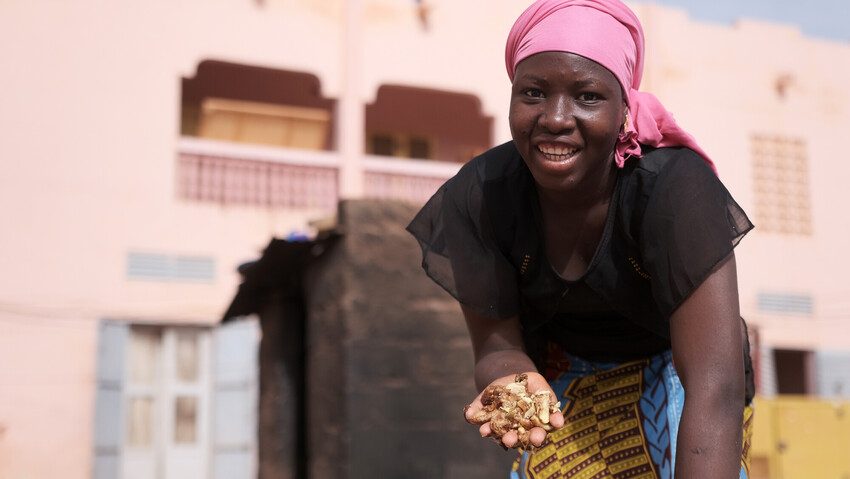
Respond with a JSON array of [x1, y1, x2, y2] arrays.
[[510, 348, 753, 479]]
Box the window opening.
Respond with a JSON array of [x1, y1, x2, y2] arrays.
[[365, 85, 491, 162], [181, 60, 335, 150]]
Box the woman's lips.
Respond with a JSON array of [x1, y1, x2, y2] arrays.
[[536, 144, 580, 163]]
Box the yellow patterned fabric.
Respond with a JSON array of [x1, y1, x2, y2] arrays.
[[511, 351, 753, 479]]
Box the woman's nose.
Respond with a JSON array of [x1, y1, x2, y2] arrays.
[[540, 97, 575, 133]]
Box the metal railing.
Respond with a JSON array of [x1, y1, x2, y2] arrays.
[[363, 154, 460, 205]]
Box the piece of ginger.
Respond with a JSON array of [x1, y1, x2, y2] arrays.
[[469, 373, 562, 450]]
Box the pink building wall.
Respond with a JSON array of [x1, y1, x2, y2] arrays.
[[632, 6, 850, 350], [1, 0, 848, 477]]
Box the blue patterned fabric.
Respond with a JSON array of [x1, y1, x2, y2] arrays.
[[509, 350, 750, 479]]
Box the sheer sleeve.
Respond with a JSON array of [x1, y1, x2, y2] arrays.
[[640, 149, 754, 318], [407, 164, 520, 320]]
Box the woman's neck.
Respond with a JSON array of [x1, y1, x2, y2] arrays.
[[536, 163, 618, 213], [535, 162, 619, 281]]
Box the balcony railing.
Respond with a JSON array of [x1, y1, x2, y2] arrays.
[[176, 137, 461, 210], [363, 155, 459, 205]]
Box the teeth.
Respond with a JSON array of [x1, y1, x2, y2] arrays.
[[538, 145, 578, 157]]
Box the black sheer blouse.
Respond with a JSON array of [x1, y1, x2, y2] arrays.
[[407, 141, 754, 366]]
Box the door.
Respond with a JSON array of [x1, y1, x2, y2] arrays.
[[120, 326, 212, 479], [162, 328, 211, 479], [96, 321, 255, 479], [122, 327, 162, 479]]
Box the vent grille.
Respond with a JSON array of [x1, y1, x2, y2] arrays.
[[751, 135, 812, 235], [757, 292, 813, 316], [127, 253, 215, 282]]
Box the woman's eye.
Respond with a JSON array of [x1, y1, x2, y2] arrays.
[[523, 88, 545, 98], [579, 92, 602, 102]]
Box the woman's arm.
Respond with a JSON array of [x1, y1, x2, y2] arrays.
[[462, 306, 535, 390], [669, 253, 745, 479], [460, 305, 564, 448]]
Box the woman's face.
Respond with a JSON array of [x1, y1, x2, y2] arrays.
[[509, 51, 626, 194]]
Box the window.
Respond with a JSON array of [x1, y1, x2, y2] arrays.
[[751, 135, 812, 235], [408, 136, 432, 159], [176, 331, 199, 382], [126, 328, 160, 448], [174, 396, 198, 444], [127, 397, 155, 447], [367, 133, 434, 160]]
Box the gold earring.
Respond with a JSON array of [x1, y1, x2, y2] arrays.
[[623, 112, 630, 131]]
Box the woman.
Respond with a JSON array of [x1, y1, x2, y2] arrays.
[[407, 0, 755, 478]]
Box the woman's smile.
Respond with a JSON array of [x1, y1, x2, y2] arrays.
[[535, 142, 582, 172], [537, 142, 580, 160]]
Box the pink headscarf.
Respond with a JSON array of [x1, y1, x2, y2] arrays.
[[505, 0, 715, 172]]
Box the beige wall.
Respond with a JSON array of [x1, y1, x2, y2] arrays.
[[1, 0, 849, 477], [631, 5, 850, 349], [0, 1, 342, 321], [0, 314, 97, 479], [0, 2, 342, 477]]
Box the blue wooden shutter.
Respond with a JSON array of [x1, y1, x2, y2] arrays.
[[93, 320, 128, 479], [212, 318, 260, 479], [760, 347, 777, 397]]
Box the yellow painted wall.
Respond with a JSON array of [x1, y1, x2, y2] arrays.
[[751, 396, 850, 479]]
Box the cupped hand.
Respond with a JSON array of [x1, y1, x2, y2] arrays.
[[463, 371, 565, 449]]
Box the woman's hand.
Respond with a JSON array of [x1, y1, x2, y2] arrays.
[[457, 307, 563, 448], [464, 371, 565, 449]]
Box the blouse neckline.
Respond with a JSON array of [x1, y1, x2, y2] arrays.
[[529, 168, 624, 285]]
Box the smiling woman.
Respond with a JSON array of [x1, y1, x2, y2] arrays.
[[509, 52, 625, 199], [407, 0, 755, 478]]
